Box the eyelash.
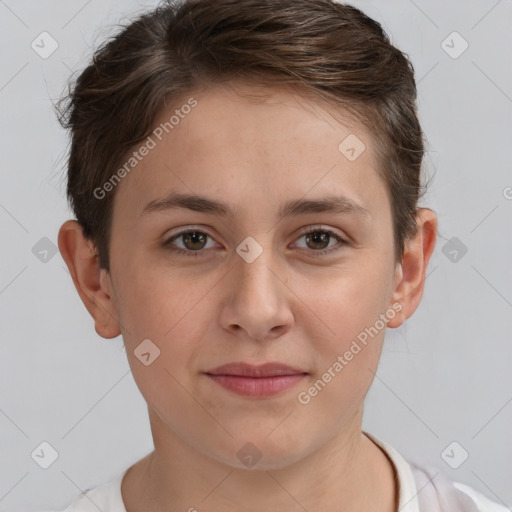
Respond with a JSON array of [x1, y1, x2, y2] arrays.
[[162, 226, 348, 258]]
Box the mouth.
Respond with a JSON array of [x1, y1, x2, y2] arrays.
[[204, 362, 308, 397]]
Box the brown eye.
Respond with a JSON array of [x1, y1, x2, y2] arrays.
[[163, 229, 217, 256], [180, 231, 208, 250], [294, 227, 347, 256], [305, 231, 331, 250]]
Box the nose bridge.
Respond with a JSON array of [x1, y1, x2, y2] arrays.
[[235, 234, 281, 303], [224, 232, 292, 339]]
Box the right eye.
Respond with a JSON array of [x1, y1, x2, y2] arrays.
[[162, 229, 219, 257]]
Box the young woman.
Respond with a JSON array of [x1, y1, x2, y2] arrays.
[[49, 0, 508, 510]]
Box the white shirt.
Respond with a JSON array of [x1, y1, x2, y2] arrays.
[[39, 431, 509, 512]]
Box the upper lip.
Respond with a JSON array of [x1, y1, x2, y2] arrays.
[[205, 362, 307, 377]]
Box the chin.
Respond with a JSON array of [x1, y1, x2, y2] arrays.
[[213, 432, 315, 471]]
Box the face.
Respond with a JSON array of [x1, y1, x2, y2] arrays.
[[102, 82, 403, 469]]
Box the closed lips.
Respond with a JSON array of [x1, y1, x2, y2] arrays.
[[205, 362, 308, 377]]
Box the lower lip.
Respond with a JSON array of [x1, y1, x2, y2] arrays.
[[206, 374, 307, 397]]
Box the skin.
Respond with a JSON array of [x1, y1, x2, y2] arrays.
[[58, 81, 437, 512]]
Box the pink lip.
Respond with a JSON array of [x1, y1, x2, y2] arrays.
[[204, 362, 308, 397]]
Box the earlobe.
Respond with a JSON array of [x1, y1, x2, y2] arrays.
[[387, 208, 438, 329], [57, 220, 121, 339]]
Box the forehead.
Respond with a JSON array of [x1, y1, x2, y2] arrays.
[[113, 81, 389, 224], [156, 81, 368, 159]]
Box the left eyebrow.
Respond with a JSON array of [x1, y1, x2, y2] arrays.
[[140, 192, 372, 220]]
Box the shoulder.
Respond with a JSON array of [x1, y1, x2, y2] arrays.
[[452, 481, 510, 512], [362, 431, 509, 512], [35, 469, 127, 512], [409, 460, 510, 512]]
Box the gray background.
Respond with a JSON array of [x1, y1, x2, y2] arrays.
[[0, 0, 511, 510]]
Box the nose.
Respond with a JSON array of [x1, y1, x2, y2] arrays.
[[219, 244, 294, 342]]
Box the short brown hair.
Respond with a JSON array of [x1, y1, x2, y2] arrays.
[[56, 0, 430, 272]]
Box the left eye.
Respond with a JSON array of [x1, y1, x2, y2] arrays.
[[294, 228, 345, 254], [163, 227, 347, 257]]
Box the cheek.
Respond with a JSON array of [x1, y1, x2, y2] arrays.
[[300, 257, 392, 344], [114, 258, 210, 339], [296, 276, 388, 418], [116, 265, 214, 383], [295, 259, 392, 407]]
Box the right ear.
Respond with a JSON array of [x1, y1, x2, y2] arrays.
[[57, 220, 121, 339]]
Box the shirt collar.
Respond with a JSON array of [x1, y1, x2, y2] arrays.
[[363, 430, 420, 512]]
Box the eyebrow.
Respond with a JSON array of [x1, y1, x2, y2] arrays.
[[141, 192, 371, 220]]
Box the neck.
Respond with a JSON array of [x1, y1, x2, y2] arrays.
[[122, 411, 397, 512]]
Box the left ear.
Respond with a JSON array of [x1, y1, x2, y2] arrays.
[[387, 208, 438, 328]]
